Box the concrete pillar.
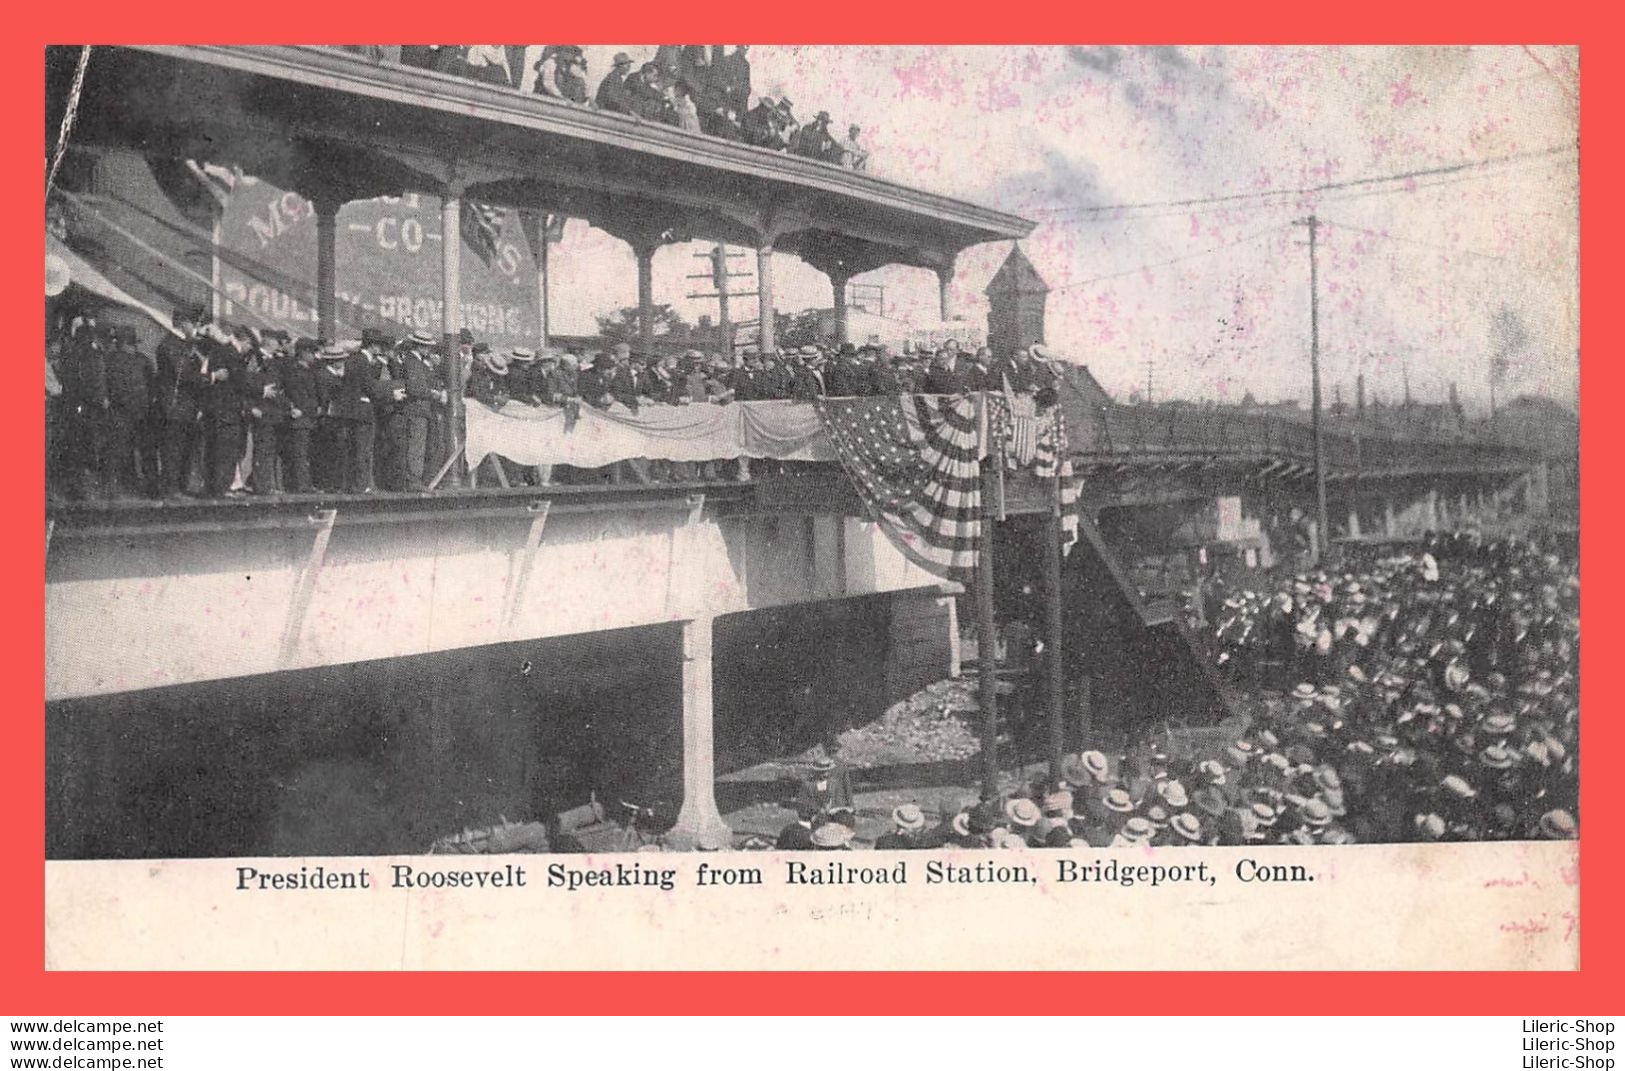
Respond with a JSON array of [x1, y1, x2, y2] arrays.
[[936, 264, 955, 322], [634, 243, 656, 357], [1346, 507, 1361, 540], [1384, 500, 1397, 537], [669, 616, 732, 850], [1459, 492, 1471, 527], [314, 199, 339, 343], [830, 271, 851, 344], [756, 243, 776, 353], [1426, 488, 1440, 530]]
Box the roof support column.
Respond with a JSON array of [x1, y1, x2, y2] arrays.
[[314, 197, 340, 343], [756, 242, 777, 353], [634, 242, 657, 357], [936, 263, 956, 323], [668, 614, 733, 850], [830, 270, 852, 344], [441, 185, 467, 487]]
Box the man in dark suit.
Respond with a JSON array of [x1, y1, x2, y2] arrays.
[[315, 342, 380, 493], [152, 309, 206, 499], [922, 341, 976, 394], [718, 45, 751, 117], [276, 338, 319, 494], [244, 335, 288, 494], [199, 330, 247, 497], [393, 330, 442, 491], [595, 53, 636, 114], [103, 326, 152, 498], [625, 62, 673, 123], [744, 97, 787, 150]]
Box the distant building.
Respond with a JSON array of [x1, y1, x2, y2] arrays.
[[984, 243, 1049, 356]]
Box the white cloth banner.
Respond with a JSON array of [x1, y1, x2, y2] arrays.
[[464, 398, 839, 468]]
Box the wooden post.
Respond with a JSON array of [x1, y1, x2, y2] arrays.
[[314, 198, 339, 343], [441, 187, 466, 487], [756, 243, 776, 353], [977, 457, 999, 799], [635, 243, 656, 357], [1045, 468, 1066, 787]]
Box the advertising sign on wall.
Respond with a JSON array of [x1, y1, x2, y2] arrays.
[[216, 176, 542, 345]]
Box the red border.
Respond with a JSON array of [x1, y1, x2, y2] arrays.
[[7, 4, 1616, 1014]]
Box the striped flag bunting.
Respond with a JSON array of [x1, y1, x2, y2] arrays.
[[1035, 406, 1084, 555], [814, 393, 986, 583]]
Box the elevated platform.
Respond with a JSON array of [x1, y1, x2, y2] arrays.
[[49, 46, 1032, 277]]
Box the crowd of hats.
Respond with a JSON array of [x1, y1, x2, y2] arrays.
[[390, 45, 868, 169], [777, 530, 1578, 851]]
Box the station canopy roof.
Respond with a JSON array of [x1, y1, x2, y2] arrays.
[[47, 46, 1034, 278]]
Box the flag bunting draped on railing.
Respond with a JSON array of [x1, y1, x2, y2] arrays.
[[814, 393, 986, 583]]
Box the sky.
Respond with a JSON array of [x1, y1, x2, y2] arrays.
[[526, 45, 1578, 412]]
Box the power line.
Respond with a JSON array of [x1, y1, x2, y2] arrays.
[[1026, 152, 1575, 227], [1026, 142, 1577, 221], [1046, 224, 1290, 293], [1315, 217, 1509, 263]]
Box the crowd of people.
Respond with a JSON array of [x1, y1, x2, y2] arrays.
[[371, 45, 869, 170], [46, 304, 1061, 501], [771, 531, 1579, 849]]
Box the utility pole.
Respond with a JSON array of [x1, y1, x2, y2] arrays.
[[1145, 351, 1156, 406], [1299, 215, 1331, 566], [686, 244, 755, 357], [977, 459, 1000, 800]]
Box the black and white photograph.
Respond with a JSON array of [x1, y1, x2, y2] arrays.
[[43, 44, 1577, 886]]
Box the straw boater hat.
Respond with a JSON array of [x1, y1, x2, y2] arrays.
[[318, 342, 348, 360], [1197, 759, 1228, 785], [1041, 791, 1075, 819], [1479, 743, 1517, 770], [1321, 788, 1347, 817], [1171, 812, 1203, 842], [479, 350, 509, 375], [1146, 805, 1169, 829], [891, 803, 925, 832], [1250, 802, 1278, 827], [1538, 809, 1577, 840], [408, 329, 436, 348], [1297, 798, 1333, 828], [1292, 682, 1318, 700], [1103, 788, 1135, 814], [1158, 780, 1190, 809], [1225, 739, 1255, 767], [950, 811, 973, 838], [1441, 774, 1477, 799], [1312, 766, 1341, 793], [1079, 750, 1112, 783], [1479, 712, 1517, 735], [810, 822, 852, 848], [1122, 816, 1155, 842], [1415, 813, 1447, 840], [1005, 798, 1041, 828], [509, 347, 536, 363]]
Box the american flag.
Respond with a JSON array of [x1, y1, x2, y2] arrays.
[[460, 200, 508, 265], [815, 393, 987, 582], [987, 392, 1084, 555]]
